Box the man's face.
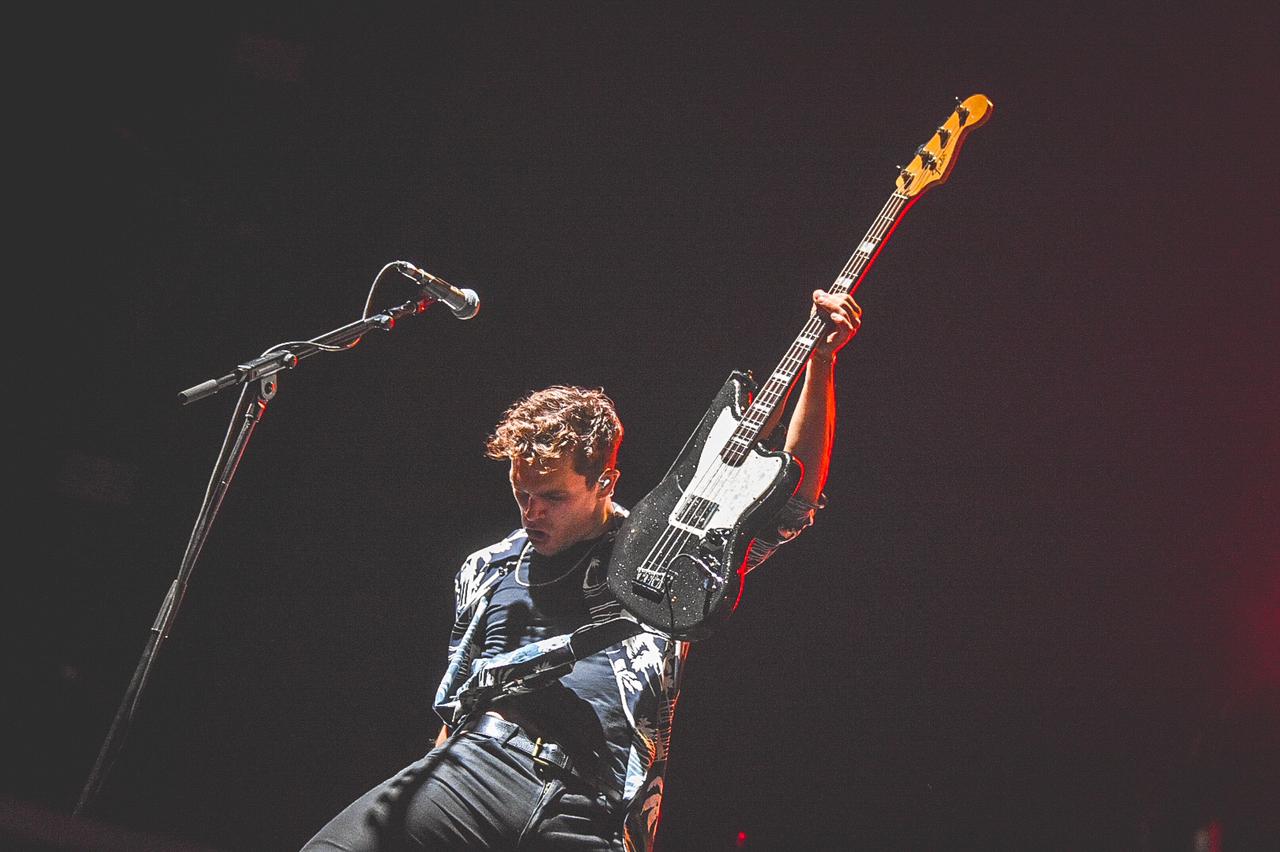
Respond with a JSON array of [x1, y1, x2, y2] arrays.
[[509, 457, 612, 556]]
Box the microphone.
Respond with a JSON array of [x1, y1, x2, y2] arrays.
[[393, 261, 481, 320]]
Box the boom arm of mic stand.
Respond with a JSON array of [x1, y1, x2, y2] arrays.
[[178, 297, 431, 405]]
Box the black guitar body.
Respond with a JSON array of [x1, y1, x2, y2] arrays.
[[607, 372, 801, 640]]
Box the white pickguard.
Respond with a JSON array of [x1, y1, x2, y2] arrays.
[[667, 407, 786, 535]]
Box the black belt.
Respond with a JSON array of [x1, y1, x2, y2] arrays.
[[465, 714, 617, 803]]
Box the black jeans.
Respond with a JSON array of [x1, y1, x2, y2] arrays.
[[299, 728, 625, 851]]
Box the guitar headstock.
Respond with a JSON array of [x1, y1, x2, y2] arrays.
[[895, 94, 993, 197]]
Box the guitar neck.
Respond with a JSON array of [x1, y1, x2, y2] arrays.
[[720, 94, 992, 464], [723, 190, 914, 460]]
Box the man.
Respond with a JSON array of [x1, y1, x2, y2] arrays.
[[301, 289, 861, 851]]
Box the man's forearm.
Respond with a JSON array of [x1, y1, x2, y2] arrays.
[[784, 353, 837, 505]]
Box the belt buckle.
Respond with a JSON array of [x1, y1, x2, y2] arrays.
[[531, 736, 553, 769]]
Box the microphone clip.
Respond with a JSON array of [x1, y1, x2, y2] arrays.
[[394, 261, 481, 320]]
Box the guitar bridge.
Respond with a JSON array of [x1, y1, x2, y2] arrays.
[[631, 576, 668, 603]]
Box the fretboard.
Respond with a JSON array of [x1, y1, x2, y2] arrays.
[[720, 190, 914, 465]]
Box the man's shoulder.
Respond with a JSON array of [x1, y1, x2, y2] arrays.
[[453, 528, 526, 611], [461, 528, 527, 572]]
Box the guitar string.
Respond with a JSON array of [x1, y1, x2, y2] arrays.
[[691, 194, 904, 479], [635, 192, 909, 592], [713, 191, 907, 464], [702, 193, 905, 466], [633, 192, 911, 609], [672, 194, 904, 516]]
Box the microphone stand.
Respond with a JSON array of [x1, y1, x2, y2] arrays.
[[74, 295, 433, 817]]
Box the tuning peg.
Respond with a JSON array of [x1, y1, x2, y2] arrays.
[[936, 126, 952, 147], [912, 146, 938, 171]]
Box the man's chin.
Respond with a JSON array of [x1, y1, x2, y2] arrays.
[[526, 530, 556, 554]]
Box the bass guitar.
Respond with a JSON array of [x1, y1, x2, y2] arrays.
[[607, 94, 993, 640]]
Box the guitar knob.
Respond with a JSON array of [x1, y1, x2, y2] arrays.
[[699, 528, 729, 553]]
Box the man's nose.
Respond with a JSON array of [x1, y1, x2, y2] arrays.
[[524, 498, 545, 520]]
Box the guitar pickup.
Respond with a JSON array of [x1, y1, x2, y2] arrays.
[[669, 494, 720, 535]]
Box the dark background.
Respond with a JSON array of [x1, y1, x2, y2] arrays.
[[10, 2, 1278, 850]]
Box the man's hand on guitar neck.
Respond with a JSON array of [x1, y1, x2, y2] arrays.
[[810, 289, 862, 364], [781, 289, 862, 505]]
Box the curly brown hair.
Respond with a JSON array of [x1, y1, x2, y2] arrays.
[[485, 385, 623, 481]]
